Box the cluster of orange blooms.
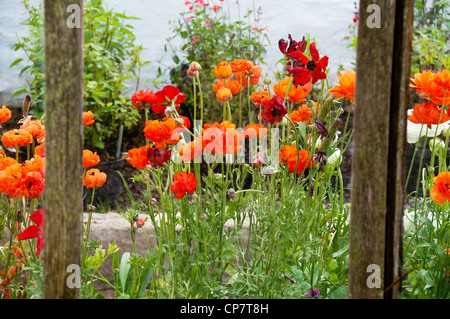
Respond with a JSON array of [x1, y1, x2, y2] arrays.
[[0, 107, 46, 199], [407, 69, 450, 205]]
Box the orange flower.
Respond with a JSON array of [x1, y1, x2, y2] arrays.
[[83, 168, 107, 189], [432, 69, 450, 91], [20, 170, 45, 199], [20, 119, 45, 143], [170, 171, 197, 199], [273, 78, 312, 103], [11, 246, 25, 266], [1, 129, 33, 148], [243, 123, 268, 139], [126, 144, 151, 169], [410, 70, 449, 106], [279, 145, 313, 174], [143, 120, 169, 147], [408, 102, 450, 128], [216, 87, 232, 102], [0, 105, 11, 123], [229, 59, 253, 73], [143, 119, 186, 150], [179, 140, 203, 162], [213, 61, 232, 79], [22, 155, 45, 178], [430, 171, 450, 205], [290, 104, 313, 124], [0, 163, 23, 198], [83, 111, 95, 126], [35, 142, 45, 158], [234, 62, 262, 86], [251, 91, 270, 104], [213, 79, 242, 95], [83, 149, 100, 169], [0, 156, 17, 171], [328, 70, 356, 103], [202, 124, 243, 155]]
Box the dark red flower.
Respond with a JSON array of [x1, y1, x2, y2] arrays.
[[147, 146, 172, 167], [279, 34, 308, 62], [288, 42, 329, 86], [17, 208, 44, 258], [152, 85, 187, 116], [261, 96, 287, 124]]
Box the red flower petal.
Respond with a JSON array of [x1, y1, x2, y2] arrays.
[[17, 225, 44, 241], [309, 42, 320, 62], [30, 208, 45, 229]]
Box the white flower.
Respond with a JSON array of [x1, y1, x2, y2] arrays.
[[328, 149, 342, 165]]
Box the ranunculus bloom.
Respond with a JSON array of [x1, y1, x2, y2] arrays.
[[170, 171, 197, 199], [288, 42, 329, 86], [0, 156, 17, 171], [131, 89, 157, 109], [213, 79, 242, 95], [83, 149, 100, 169], [243, 123, 268, 139], [20, 119, 46, 143], [0, 163, 23, 198], [17, 209, 45, 258], [430, 171, 450, 205], [408, 102, 450, 129], [229, 59, 253, 73], [152, 85, 186, 116], [213, 61, 233, 79], [35, 142, 45, 158], [410, 70, 449, 106], [143, 118, 186, 150], [126, 144, 151, 169], [279, 34, 308, 62], [147, 146, 172, 167], [216, 87, 232, 102], [83, 111, 95, 126], [179, 140, 203, 162], [290, 104, 313, 124], [201, 124, 243, 155], [0, 105, 11, 123], [2, 129, 33, 148], [21, 170, 45, 198], [279, 145, 313, 174], [22, 155, 45, 178], [233, 60, 262, 86], [83, 168, 107, 189], [432, 69, 450, 91], [261, 96, 287, 124], [251, 90, 270, 109], [328, 70, 356, 103], [273, 78, 312, 103]]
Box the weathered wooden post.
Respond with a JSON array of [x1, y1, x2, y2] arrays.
[[44, 0, 83, 298], [349, 0, 413, 299]]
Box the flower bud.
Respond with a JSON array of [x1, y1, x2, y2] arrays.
[[227, 188, 236, 199], [87, 204, 96, 212], [189, 61, 202, 72], [200, 213, 207, 219], [150, 198, 157, 206], [165, 107, 174, 116], [263, 73, 272, 85], [175, 118, 185, 127], [136, 218, 145, 228]]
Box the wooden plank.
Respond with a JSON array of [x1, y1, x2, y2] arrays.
[[43, 0, 83, 299], [349, 0, 412, 299]]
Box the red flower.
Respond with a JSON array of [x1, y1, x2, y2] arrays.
[[136, 219, 145, 228], [288, 42, 329, 86], [131, 89, 157, 109], [261, 96, 288, 124], [170, 171, 197, 199], [152, 85, 186, 116], [126, 144, 151, 169], [279, 34, 308, 62], [147, 146, 172, 167], [18, 209, 45, 258]]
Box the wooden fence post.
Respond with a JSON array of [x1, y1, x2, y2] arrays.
[[349, 0, 413, 299], [44, 0, 83, 299]]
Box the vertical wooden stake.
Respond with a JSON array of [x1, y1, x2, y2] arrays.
[[44, 0, 83, 299], [349, 0, 412, 299]]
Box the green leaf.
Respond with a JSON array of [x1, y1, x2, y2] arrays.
[[332, 244, 349, 258], [328, 286, 348, 299], [119, 252, 131, 292], [9, 58, 23, 68]]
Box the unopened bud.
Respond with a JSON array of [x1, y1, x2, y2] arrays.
[[263, 73, 272, 85], [227, 188, 236, 199], [150, 198, 157, 206], [142, 174, 150, 181], [189, 61, 202, 72], [175, 118, 185, 127], [200, 213, 207, 219], [87, 204, 96, 212], [136, 218, 145, 228], [165, 107, 174, 116]]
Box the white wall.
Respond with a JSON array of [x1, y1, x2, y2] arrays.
[[0, 0, 356, 106]]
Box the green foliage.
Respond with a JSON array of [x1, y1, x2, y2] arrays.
[[11, 0, 150, 159], [163, 1, 269, 122], [411, 0, 450, 74]]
